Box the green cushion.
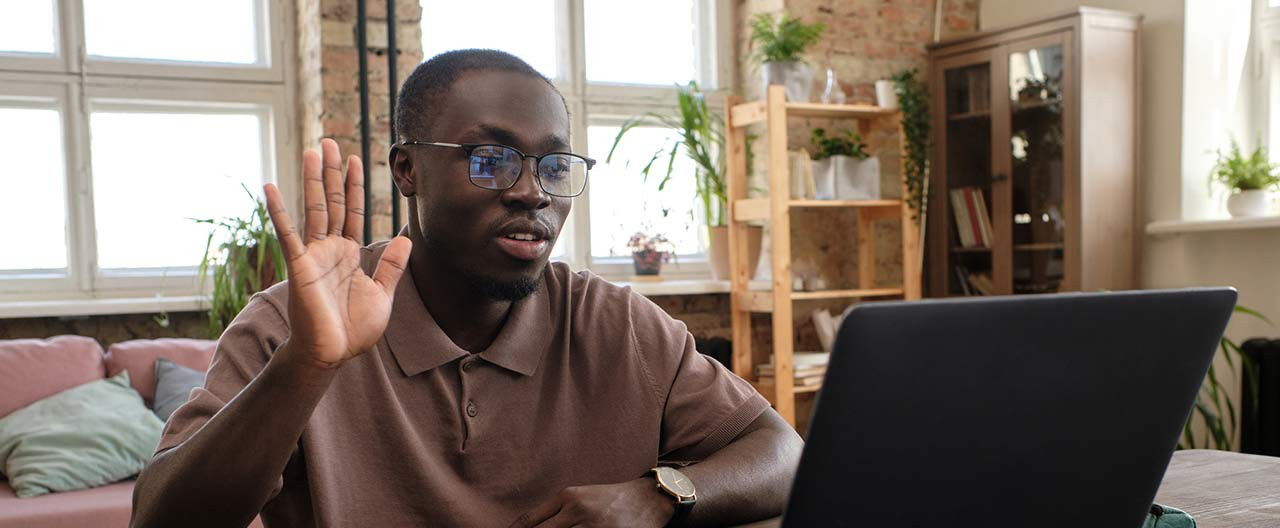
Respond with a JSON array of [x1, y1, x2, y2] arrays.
[[0, 370, 164, 498]]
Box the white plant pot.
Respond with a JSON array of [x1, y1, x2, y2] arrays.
[[874, 80, 898, 109], [762, 61, 814, 102], [1227, 189, 1273, 217], [812, 155, 881, 200]]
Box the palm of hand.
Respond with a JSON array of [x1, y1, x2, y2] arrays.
[[263, 138, 411, 369]]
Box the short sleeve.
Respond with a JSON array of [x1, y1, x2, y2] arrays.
[[628, 292, 771, 462]]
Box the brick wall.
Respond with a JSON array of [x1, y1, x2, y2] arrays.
[[0, 0, 979, 356], [309, 0, 423, 241]]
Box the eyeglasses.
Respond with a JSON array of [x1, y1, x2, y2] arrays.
[[399, 141, 595, 198]]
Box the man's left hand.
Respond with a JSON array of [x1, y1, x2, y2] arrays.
[[509, 478, 674, 528]]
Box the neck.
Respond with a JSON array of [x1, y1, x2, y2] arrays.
[[407, 232, 512, 354]]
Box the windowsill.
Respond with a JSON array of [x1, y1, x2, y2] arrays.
[[0, 295, 208, 319], [1145, 215, 1280, 236], [609, 278, 771, 296]]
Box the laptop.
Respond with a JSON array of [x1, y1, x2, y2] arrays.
[[781, 288, 1237, 527]]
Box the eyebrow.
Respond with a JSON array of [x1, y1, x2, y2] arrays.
[[469, 123, 571, 154]]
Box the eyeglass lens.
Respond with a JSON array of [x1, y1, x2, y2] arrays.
[[467, 145, 588, 196]]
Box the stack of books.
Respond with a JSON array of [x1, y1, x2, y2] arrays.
[[950, 186, 994, 248], [756, 352, 830, 388]]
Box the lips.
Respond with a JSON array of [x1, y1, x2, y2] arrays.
[[495, 220, 552, 261]]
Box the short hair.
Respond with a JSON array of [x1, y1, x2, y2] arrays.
[[395, 49, 564, 141]]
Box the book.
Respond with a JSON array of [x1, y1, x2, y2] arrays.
[[769, 352, 831, 368], [962, 188, 986, 247], [758, 374, 825, 387], [972, 188, 994, 246], [950, 189, 975, 247], [967, 272, 994, 296], [756, 365, 827, 377]]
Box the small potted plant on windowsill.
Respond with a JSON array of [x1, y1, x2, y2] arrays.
[[749, 12, 825, 102], [811, 127, 878, 200], [192, 184, 286, 337], [1209, 138, 1280, 218], [627, 231, 674, 276]]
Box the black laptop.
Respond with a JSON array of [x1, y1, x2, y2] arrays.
[[781, 288, 1237, 527]]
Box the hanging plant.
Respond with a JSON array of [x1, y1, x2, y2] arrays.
[[892, 68, 930, 222]]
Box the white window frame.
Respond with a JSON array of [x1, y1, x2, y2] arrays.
[[0, 0, 297, 313], [541, 0, 734, 280]]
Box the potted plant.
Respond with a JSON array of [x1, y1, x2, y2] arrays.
[[609, 82, 763, 281], [192, 184, 286, 337], [627, 231, 674, 276], [1209, 138, 1280, 218], [749, 13, 825, 102], [810, 127, 878, 200]]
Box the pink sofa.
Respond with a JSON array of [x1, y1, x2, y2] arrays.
[[0, 336, 263, 528]]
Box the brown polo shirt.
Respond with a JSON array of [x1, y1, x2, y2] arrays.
[[156, 239, 770, 527]]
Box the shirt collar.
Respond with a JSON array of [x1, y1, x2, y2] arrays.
[[378, 244, 555, 378]]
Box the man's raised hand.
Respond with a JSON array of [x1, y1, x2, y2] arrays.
[[263, 138, 412, 369]]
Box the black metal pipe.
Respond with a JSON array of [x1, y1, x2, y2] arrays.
[[356, 0, 373, 244], [387, 0, 401, 235]]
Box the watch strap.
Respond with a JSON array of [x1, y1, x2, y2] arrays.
[[668, 496, 694, 527]]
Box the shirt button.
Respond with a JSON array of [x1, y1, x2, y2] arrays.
[[466, 400, 478, 418], [462, 359, 476, 372]]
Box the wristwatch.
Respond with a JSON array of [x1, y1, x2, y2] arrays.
[[650, 466, 696, 526]]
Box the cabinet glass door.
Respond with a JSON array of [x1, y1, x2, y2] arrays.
[[942, 60, 994, 296], [1007, 44, 1064, 294]]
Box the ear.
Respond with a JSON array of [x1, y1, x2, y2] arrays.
[[389, 144, 417, 197]]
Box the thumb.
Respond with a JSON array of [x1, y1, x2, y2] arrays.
[[371, 236, 412, 296]]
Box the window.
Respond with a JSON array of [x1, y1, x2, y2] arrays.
[[419, 0, 731, 277], [0, 0, 295, 307]]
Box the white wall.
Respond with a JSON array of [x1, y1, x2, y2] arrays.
[[981, 0, 1280, 449]]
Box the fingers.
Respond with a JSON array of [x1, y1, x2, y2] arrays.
[[263, 183, 305, 264], [321, 139, 346, 237], [508, 494, 565, 528], [343, 154, 365, 241], [302, 148, 327, 243], [371, 236, 412, 296]]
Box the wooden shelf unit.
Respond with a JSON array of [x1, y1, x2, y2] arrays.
[[725, 85, 923, 427]]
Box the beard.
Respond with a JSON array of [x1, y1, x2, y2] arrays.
[[463, 269, 543, 301], [420, 228, 546, 302]]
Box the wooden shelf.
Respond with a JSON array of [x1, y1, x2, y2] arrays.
[[951, 246, 993, 253], [948, 110, 991, 121], [733, 198, 901, 222], [790, 199, 901, 208], [740, 288, 906, 313], [791, 288, 905, 300], [729, 100, 895, 127], [1014, 242, 1064, 251], [726, 86, 921, 428]]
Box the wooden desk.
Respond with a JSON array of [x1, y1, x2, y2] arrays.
[[738, 450, 1280, 527]]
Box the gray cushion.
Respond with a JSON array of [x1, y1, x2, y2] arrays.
[[152, 358, 205, 422]]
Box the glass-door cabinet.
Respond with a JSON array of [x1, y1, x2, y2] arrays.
[[926, 9, 1139, 297]]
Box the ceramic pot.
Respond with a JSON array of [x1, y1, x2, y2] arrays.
[[761, 61, 813, 102], [874, 80, 898, 109], [631, 250, 665, 275], [709, 225, 763, 281], [1227, 189, 1272, 217], [812, 155, 881, 200]]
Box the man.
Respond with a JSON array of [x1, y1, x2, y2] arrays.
[[132, 49, 802, 527]]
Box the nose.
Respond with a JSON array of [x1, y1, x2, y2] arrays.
[[500, 156, 551, 210]]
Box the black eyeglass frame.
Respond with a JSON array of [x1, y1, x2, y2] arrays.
[[398, 141, 596, 198]]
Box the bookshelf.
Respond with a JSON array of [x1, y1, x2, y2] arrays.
[[926, 8, 1139, 296], [725, 85, 922, 427]]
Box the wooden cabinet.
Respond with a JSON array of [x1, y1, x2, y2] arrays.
[[926, 7, 1141, 297]]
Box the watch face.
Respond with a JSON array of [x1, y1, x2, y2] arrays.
[[656, 467, 696, 498]]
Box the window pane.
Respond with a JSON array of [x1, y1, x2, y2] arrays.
[[420, 0, 558, 78], [91, 109, 268, 270], [586, 0, 696, 85], [588, 125, 702, 258], [84, 0, 259, 64], [0, 0, 56, 54], [0, 107, 67, 270]]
